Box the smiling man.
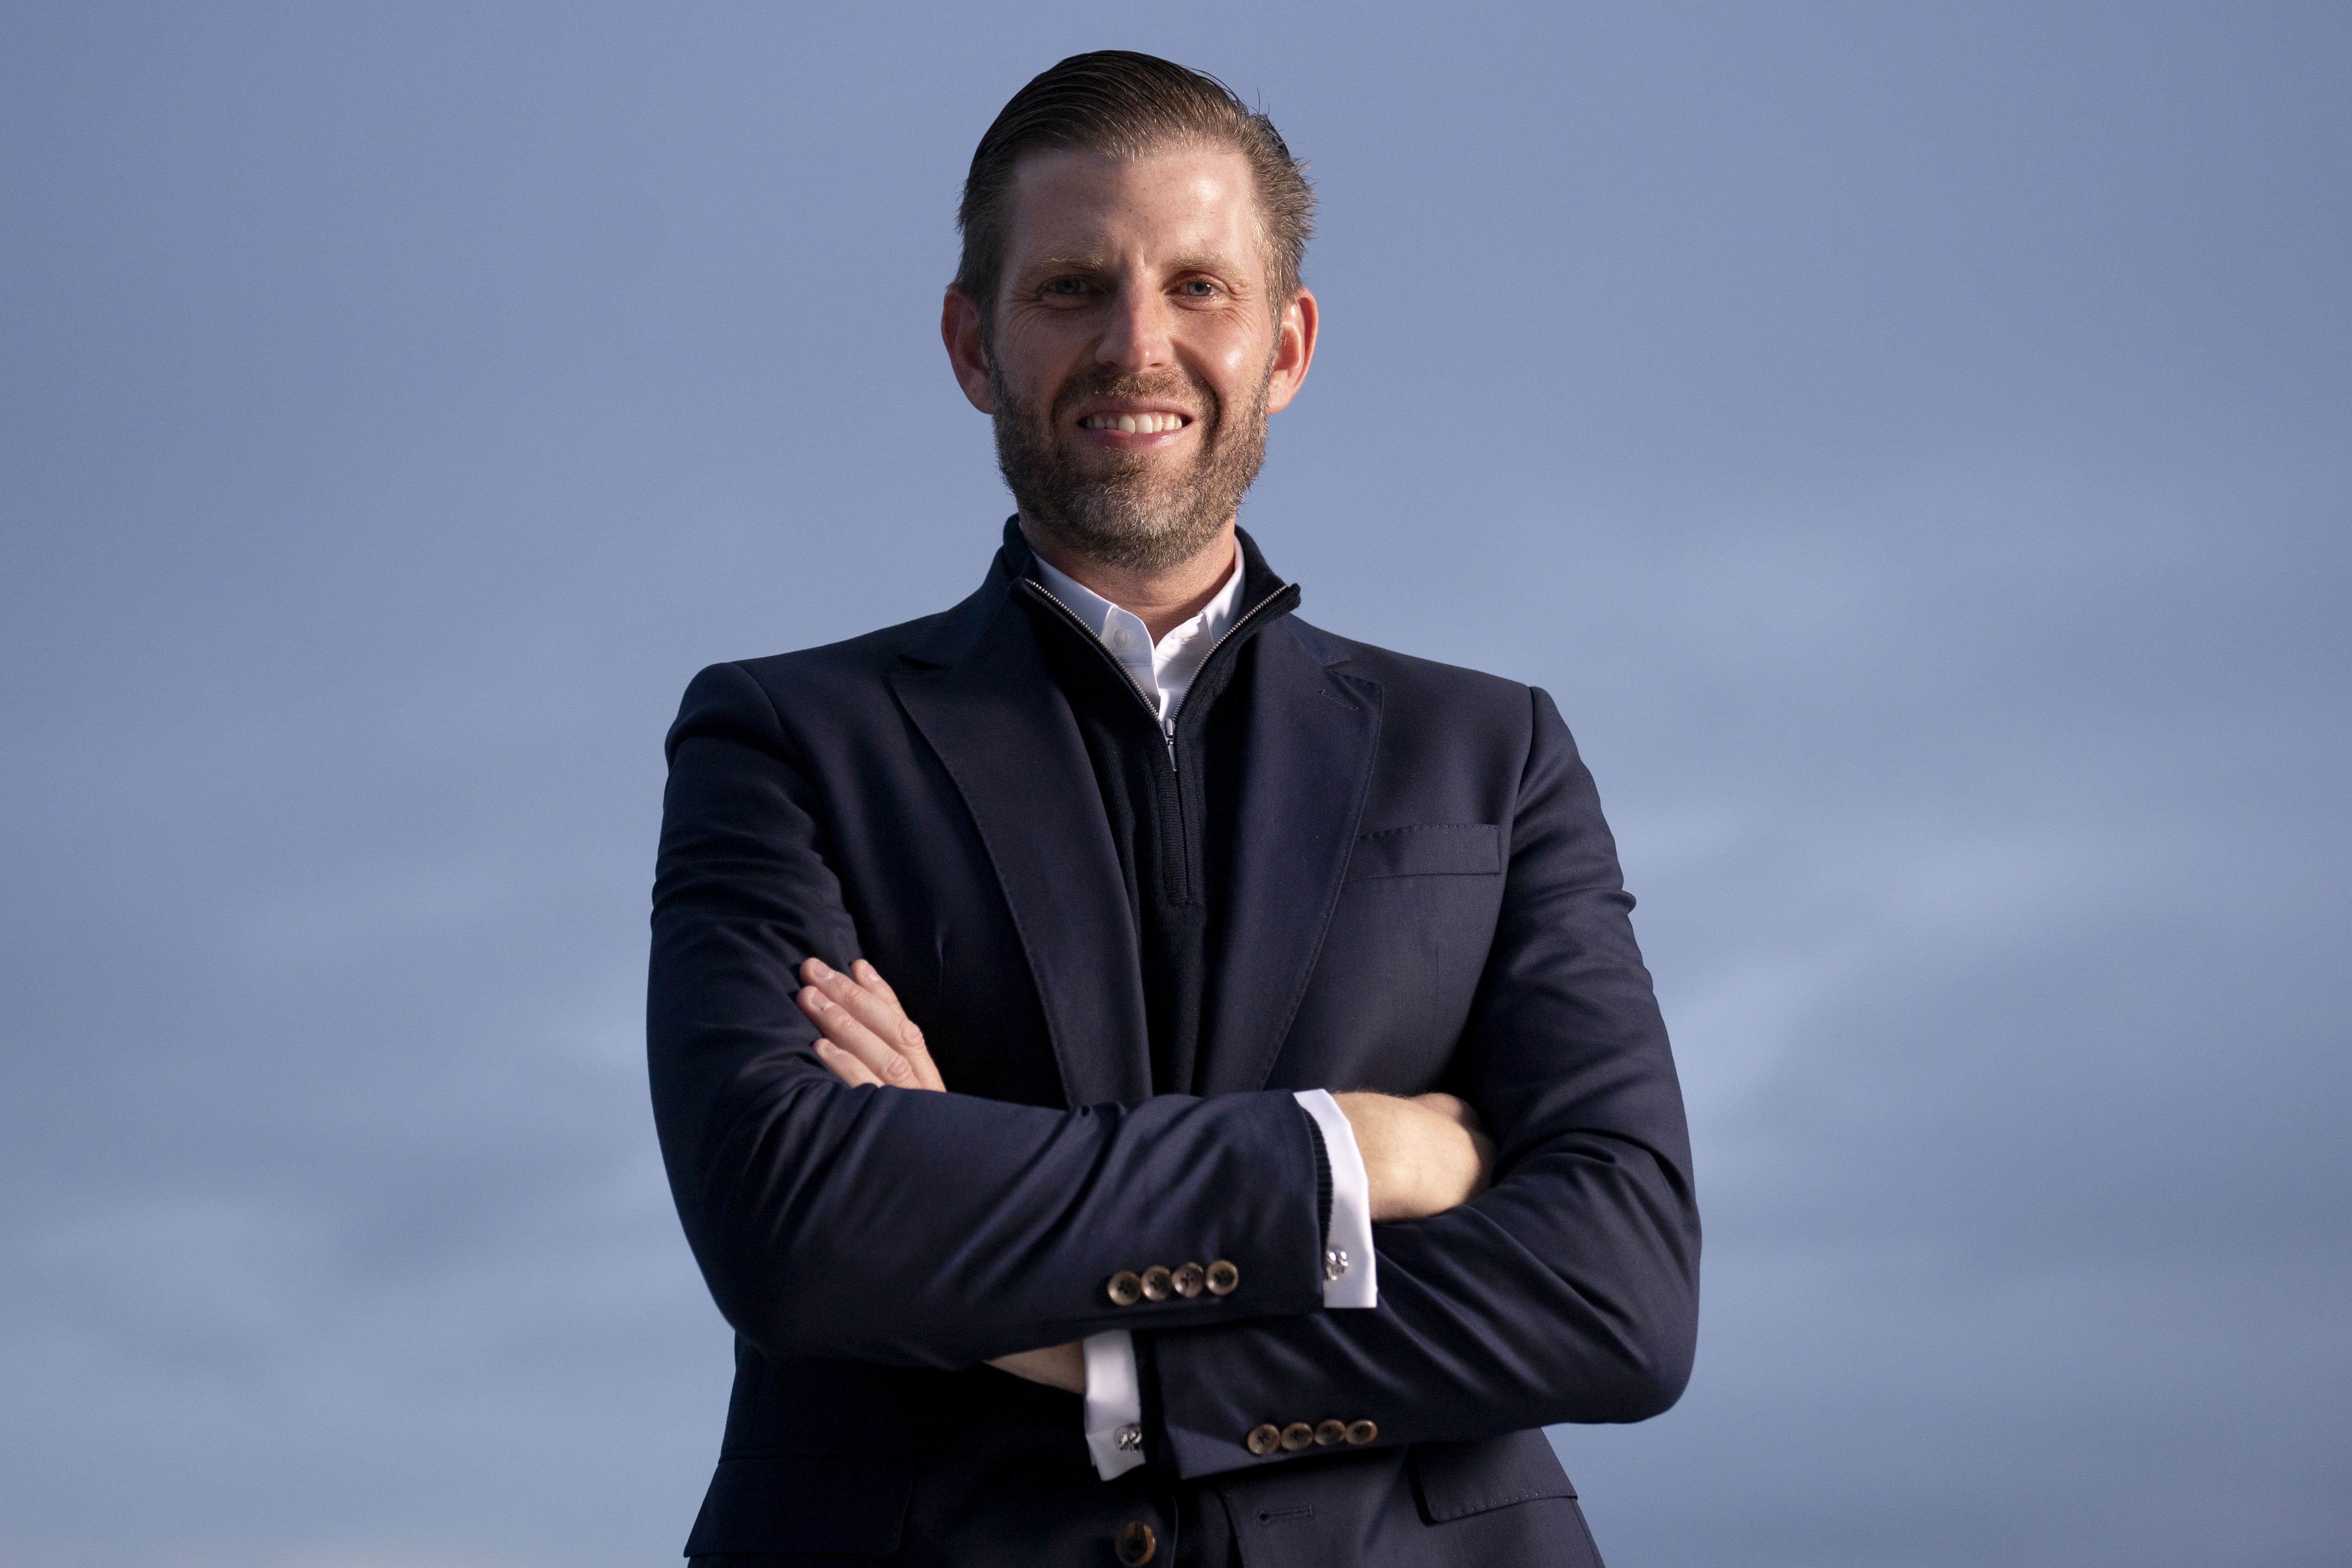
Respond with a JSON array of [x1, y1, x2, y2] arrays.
[[649, 51, 1698, 1568]]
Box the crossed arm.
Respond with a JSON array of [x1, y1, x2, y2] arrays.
[[791, 953, 1498, 1393], [652, 663, 1698, 1478]]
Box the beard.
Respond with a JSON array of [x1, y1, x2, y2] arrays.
[[989, 354, 1272, 575]]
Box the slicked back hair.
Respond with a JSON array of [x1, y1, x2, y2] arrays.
[[954, 51, 1315, 332]]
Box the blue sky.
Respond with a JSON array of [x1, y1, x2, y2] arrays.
[[3, 4, 2346, 1564]]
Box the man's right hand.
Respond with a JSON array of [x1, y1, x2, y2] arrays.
[[797, 956, 945, 1091], [1334, 1091, 1496, 1222]]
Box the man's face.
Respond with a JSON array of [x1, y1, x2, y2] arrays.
[[944, 145, 1317, 574]]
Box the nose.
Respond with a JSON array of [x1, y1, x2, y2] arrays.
[[1095, 278, 1173, 374]]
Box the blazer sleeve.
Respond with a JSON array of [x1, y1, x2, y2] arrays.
[[648, 661, 1328, 1369], [1143, 686, 1701, 1479]]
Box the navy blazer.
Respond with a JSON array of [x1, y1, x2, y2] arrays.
[[648, 526, 1699, 1566]]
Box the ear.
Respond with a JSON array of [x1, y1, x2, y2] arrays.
[[1264, 285, 1319, 416], [941, 288, 996, 413]]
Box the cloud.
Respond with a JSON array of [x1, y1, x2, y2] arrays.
[[3, 4, 2345, 1565]]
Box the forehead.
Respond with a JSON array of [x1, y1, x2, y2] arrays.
[[1002, 145, 1264, 273]]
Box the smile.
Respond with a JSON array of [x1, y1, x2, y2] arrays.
[[1080, 413, 1190, 434]]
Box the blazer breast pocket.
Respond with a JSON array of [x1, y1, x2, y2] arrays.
[[1300, 824, 1508, 1089], [1344, 823, 1503, 882]]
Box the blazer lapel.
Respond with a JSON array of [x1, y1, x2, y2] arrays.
[[888, 584, 1153, 1110], [1198, 617, 1384, 1096]]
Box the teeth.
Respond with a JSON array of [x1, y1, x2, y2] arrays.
[[1085, 413, 1186, 433]]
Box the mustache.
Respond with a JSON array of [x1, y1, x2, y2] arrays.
[[1049, 368, 1218, 428]]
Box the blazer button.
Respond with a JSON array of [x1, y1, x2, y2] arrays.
[[1140, 1265, 1173, 1301], [1280, 1422, 1314, 1451], [1116, 1519, 1158, 1565], [1345, 1419, 1378, 1446], [1246, 1423, 1282, 1456], [1171, 1261, 1206, 1298], [1314, 1419, 1347, 1447], [1205, 1259, 1240, 1296], [1107, 1271, 1143, 1307]]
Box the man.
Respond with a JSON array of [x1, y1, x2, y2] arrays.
[[649, 51, 1698, 1568]]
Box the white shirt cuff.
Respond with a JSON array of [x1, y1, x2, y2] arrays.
[[1082, 1330, 1146, 1480], [1079, 1093, 1375, 1482], [1293, 1088, 1379, 1308]]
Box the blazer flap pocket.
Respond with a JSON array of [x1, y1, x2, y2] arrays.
[[1410, 1434, 1577, 1523], [1346, 824, 1503, 882], [685, 1451, 913, 1556]]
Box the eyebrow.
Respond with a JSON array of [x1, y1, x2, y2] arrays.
[[1025, 253, 1109, 274], [1022, 251, 1256, 290]]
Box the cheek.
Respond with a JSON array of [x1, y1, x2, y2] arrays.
[[995, 315, 1087, 383], [1191, 321, 1271, 395]]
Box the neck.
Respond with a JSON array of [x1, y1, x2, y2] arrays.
[[1019, 516, 1239, 643]]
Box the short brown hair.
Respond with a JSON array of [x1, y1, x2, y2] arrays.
[[954, 51, 1315, 327]]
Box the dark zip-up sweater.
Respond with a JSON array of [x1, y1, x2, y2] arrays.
[[1013, 533, 1293, 1092], [1008, 532, 1331, 1222]]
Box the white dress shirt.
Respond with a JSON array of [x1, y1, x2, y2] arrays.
[[1029, 546, 1245, 736], [1028, 547, 1381, 1481]]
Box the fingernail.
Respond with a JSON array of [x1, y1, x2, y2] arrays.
[[806, 958, 833, 978]]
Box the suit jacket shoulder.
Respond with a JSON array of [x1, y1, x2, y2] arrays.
[[667, 571, 1016, 756]]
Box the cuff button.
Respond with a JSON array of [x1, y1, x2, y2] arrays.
[[1140, 1265, 1173, 1301], [1107, 1270, 1143, 1307], [1246, 1423, 1282, 1456], [1172, 1262, 1206, 1297], [1314, 1419, 1347, 1447], [1345, 1419, 1378, 1446], [1116, 1519, 1158, 1565], [1205, 1259, 1240, 1296], [1280, 1422, 1314, 1452]]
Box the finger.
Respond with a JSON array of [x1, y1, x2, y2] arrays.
[[1438, 1097, 1496, 1174], [813, 1039, 883, 1087], [1415, 1092, 1493, 1149], [804, 956, 912, 1044], [847, 959, 943, 1090], [850, 958, 902, 1007], [1412, 1092, 1471, 1127], [796, 984, 925, 1089], [1465, 1127, 1498, 1194], [810, 957, 944, 1092], [985, 1342, 1087, 1394]]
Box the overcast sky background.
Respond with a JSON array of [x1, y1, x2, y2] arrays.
[[3, 4, 2347, 1566]]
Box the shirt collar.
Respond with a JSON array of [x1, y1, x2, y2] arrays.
[[1028, 543, 1244, 667]]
